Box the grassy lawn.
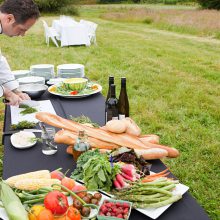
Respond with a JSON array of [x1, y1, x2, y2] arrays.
[[0, 4, 220, 219]]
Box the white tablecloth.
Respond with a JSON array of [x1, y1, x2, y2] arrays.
[[52, 20, 90, 47]]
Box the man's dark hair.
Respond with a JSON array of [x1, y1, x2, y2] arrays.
[[0, 0, 40, 24]]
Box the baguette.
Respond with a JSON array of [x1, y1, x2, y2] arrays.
[[92, 148, 168, 160], [36, 112, 149, 150], [55, 129, 119, 150], [134, 148, 168, 160], [139, 134, 160, 144], [139, 142, 180, 158]]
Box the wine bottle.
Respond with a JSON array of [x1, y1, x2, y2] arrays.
[[118, 77, 129, 119], [105, 84, 118, 122], [106, 76, 114, 102]]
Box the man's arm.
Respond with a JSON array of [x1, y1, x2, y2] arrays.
[[0, 52, 30, 102]]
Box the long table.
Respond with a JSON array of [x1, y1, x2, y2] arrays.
[[2, 91, 210, 220]]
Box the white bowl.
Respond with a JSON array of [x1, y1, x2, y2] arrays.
[[11, 131, 36, 149]]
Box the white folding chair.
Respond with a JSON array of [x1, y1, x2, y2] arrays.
[[80, 20, 98, 45], [42, 20, 59, 47]]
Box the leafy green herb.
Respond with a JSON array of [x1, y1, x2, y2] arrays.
[[10, 121, 37, 130], [70, 115, 100, 128], [29, 137, 42, 143], [19, 104, 30, 109], [82, 154, 113, 191], [20, 107, 37, 115], [70, 149, 101, 180]]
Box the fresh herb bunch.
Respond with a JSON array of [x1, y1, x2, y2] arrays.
[[10, 121, 37, 130], [71, 149, 101, 180], [70, 115, 100, 128], [19, 104, 30, 109], [20, 107, 37, 115], [82, 154, 113, 192]]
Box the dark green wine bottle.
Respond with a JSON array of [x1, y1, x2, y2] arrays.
[[118, 77, 129, 119], [105, 84, 118, 123], [106, 76, 114, 103]]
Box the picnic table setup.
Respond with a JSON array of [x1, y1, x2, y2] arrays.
[[1, 73, 211, 220]]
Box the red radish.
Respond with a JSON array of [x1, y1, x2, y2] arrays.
[[116, 174, 129, 188], [121, 164, 136, 177], [121, 172, 136, 182], [136, 173, 140, 179], [113, 179, 122, 189]]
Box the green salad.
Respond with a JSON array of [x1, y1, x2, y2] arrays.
[[53, 82, 99, 96]]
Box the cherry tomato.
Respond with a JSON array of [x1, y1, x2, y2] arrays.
[[51, 170, 65, 181], [70, 91, 78, 95], [72, 185, 87, 198], [67, 207, 81, 220], [61, 177, 75, 191], [38, 209, 54, 220], [91, 85, 98, 90], [44, 191, 69, 215]]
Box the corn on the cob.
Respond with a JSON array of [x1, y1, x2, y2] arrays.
[[5, 170, 51, 188], [0, 182, 28, 220], [14, 178, 61, 190]]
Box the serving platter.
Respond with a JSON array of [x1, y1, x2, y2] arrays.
[[98, 175, 189, 219], [48, 83, 102, 98]]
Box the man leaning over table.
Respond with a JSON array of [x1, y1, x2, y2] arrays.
[[0, 0, 40, 106]]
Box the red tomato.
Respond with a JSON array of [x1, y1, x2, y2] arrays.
[[61, 177, 75, 191], [72, 185, 87, 198], [44, 191, 69, 215], [38, 209, 54, 220], [66, 207, 81, 220], [70, 91, 78, 95]]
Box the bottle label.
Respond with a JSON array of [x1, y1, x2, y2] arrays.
[[119, 114, 126, 120]]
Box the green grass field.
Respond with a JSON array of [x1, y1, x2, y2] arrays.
[[0, 4, 220, 219]]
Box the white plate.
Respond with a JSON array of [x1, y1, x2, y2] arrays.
[[57, 64, 84, 70], [47, 78, 65, 85], [18, 76, 45, 85], [99, 175, 189, 219], [12, 70, 29, 76], [48, 83, 102, 98], [30, 64, 54, 69], [136, 183, 189, 219], [10, 131, 36, 149]]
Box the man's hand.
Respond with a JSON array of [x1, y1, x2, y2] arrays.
[[3, 88, 22, 106], [13, 89, 30, 100]]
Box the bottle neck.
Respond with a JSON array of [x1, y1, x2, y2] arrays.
[[110, 85, 116, 98], [109, 76, 114, 86], [121, 77, 126, 89]]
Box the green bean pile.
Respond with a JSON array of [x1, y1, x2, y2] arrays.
[[114, 178, 182, 208], [14, 187, 69, 205]]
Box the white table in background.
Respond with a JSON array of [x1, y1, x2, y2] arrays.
[[52, 20, 90, 47]]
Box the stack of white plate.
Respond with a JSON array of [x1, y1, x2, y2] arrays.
[[30, 64, 55, 80], [57, 64, 85, 78], [12, 70, 30, 79], [18, 76, 45, 85]]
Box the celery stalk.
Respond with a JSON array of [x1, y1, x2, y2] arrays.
[[0, 182, 28, 220]]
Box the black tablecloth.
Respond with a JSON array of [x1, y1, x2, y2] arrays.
[[2, 90, 210, 220]]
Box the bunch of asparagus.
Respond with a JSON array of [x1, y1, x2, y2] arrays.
[[114, 178, 182, 208]]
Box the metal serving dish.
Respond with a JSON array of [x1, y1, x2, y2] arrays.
[[19, 84, 48, 99]]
